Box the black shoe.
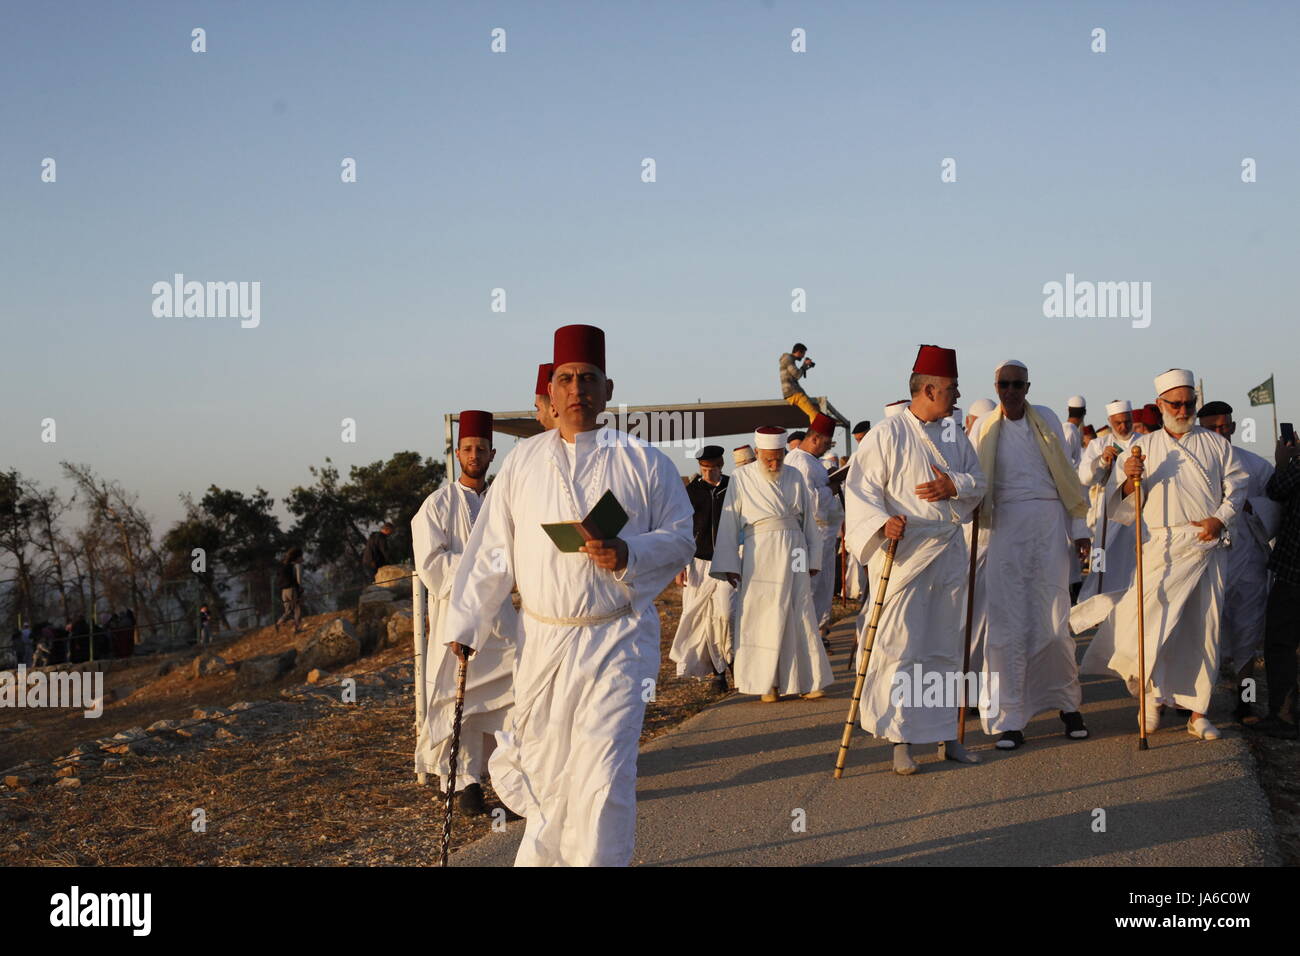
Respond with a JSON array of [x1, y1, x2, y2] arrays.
[[457, 782, 486, 815], [1060, 710, 1089, 739], [712, 672, 728, 693], [1248, 715, 1299, 740], [1233, 701, 1258, 725], [995, 730, 1025, 750]]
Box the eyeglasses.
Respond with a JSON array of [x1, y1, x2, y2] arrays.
[[996, 380, 1028, 390], [1160, 399, 1196, 411]]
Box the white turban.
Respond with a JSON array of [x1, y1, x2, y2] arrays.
[[1154, 368, 1195, 396], [1105, 399, 1132, 416], [1067, 395, 1086, 408], [754, 427, 786, 450], [968, 398, 996, 418], [996, 359, 1028, 373]]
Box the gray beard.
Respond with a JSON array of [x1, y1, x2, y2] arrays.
[[1163, 412, 1193, 435], [761, 467, 780, 483]]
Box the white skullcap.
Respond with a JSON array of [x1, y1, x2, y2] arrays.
[[884, 400, 909, 418], [1105, 399, 1132, 416], [968, 398, 996, 417], [996, 359, 1028, 373], [732, 444, 755, 465], [1154, 368, 1195, 395], [754, 426, 787, 450], [1067, 395, 1086, 408]]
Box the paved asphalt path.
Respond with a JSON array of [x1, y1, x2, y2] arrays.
[[453, 612, 1281, 866]]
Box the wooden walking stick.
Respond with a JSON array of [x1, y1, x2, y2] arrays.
[[439, 654, 469, 866], [957, 506, 980, 744], [1132, 447, 1149, 751], [834, 535, 900, 778]]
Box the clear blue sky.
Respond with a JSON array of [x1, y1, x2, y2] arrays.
[[4, 0, 1297, 530]]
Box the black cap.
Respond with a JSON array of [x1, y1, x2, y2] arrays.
[[1197, 401, 1233, 418], [852, 420, 871, 434], [695, 445, 725, 460], [788, 430, 806, 443]]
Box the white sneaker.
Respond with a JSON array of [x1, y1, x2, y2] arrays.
[[1187, 716, 1221, 740]]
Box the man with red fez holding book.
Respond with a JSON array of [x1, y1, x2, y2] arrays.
[[844, 345, 986, 775], [445, 324, 694, 866], [534, 362, 556, 430], [412, 411, 516, 815]]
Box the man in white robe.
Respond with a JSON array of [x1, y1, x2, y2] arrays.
[[1198, 401, 1277, 721], [1062, 395, 1087, 468], [786, 413, 840, 642], [711, 427, 832, 701], [1070, 369, 1248, 740], [669, 445, 736, 691], [1075, 400, 1141, 677], [444, 325, 695, 866], [844, 346, 985, 775], [533, 362, 556, 429], [968, 361, 1091, 750], [412, 411, 517, 814]]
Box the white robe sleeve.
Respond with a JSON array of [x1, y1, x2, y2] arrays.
[[1215, 435, 1249, 529], [445, 462, 517, 652], [798, 477, 823, 572], [947, 431, 987, 511], [411, 491, 459, 600], [844, 432, 893, 565], [613, 451, 696, 604], [708, 477, 743, 580]]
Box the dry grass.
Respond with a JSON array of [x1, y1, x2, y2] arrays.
[[0, 587, 862, 866]]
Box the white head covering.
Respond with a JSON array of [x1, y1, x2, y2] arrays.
[[754, 426, 787, 450], [1154, 368, 1195, 395], [732, 444, 755, 465], [1067, 395, 1086, 409], [968, 398, 996, 418], [884, 400, 909, 418], [821, 451, 838, 471], [1105, 399, 1132, 416], [996, 359, 1028, 373]]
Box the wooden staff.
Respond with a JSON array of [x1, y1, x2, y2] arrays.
[[439, 655, 469, 866], [834, 536, 899, 778], [1132, 447, 1149, 751], [957, 506, 980, 743]]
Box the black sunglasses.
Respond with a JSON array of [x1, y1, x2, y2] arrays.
[[996, 380, 1029, 390], [1160, 399, 1196, 411]]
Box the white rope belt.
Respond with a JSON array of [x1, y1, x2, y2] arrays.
[[523, 604, 633, 627]]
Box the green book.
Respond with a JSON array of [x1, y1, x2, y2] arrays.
[[542, 489, 629, 553]]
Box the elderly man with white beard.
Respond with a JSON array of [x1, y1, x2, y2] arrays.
[[967, 360, 1091, 750], [1071, 370, 1248, 740], [844, 346, 985, 775], [711, 427, 832, 702]]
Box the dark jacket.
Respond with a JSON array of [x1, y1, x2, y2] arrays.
[[362, 531, 388, 572], [686, 474, 730, 561]]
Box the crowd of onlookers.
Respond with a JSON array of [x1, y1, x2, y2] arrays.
[[6, 609, 137, 668]]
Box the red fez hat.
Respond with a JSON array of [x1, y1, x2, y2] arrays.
[[912, 344, 958, 378], [809, 413, 836, 438], [458, 410, 493, 442], [535, 363, 554, 397], [554, 325, 605, 372]]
